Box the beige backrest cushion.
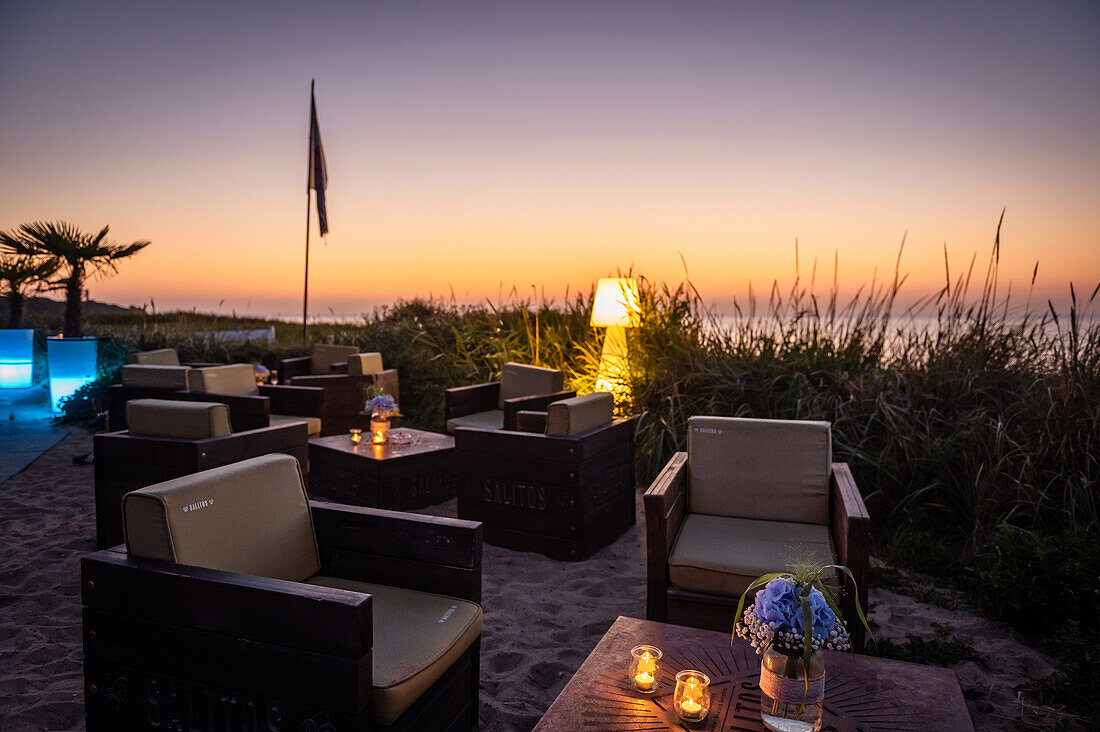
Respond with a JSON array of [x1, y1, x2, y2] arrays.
[[127, 398, 232, 440], [498, 362, 564, 409], [187, 364, 259, 396], [120, 364, 191, 389], [123, 454, 319, 582], [347, 352, 384, 376], [546, 392, 614, 436], [129, 348, 181, 366], [311, 344, 359, 374], [687, 416, 832, 525]]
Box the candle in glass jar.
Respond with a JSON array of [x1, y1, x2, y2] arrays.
[[629, 645, 662, 693], [673, 670, 710, 722], [349, 428, 362, 445]]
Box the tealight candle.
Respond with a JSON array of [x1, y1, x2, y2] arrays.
[[673, 670, 710, 722], [628, 645, 662, 693], [349, 428, 362, 445]]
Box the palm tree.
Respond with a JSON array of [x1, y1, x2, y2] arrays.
[[0, 221, 149, 337], [0, 254, 58, 328]]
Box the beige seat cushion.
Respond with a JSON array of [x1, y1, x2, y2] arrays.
[[311, 344, 359, 375], [270, 413, 322, 437], [129, 348, 181, 366], [669, 513, 836, 597], [127, 399, 231, 440], [546, 392, 613, 436], [187, 364, 260, 396], [687, 416, 832, 525], [306, 576, 482, 726], [123, 454, 319, 582], [120, 364, 191, 389], [446, 409, 504, 434], [347, 352, 384, 376], [497, 362, 564, 409]]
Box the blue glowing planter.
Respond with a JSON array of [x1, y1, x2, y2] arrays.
[[0, 329, 35, 388], [47, 336, 98, 412]]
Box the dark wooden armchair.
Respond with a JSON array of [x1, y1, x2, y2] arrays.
[[456, 392, 635, 560], [179, 363, 326, 436], [82, 453, 483, 731], [644, 416, 870, 649], [94, 398, 309, 549], [287, 352, 400, 435], [279, 343, 361, 380], [445, 361, 575, 433]]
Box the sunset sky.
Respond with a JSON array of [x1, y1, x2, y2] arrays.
[[2, 1, 1097, 319]]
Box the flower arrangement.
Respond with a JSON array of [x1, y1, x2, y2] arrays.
[[365, 393, 400, 419], [734, 564, 871, 667], [735, 575, 852, 656]]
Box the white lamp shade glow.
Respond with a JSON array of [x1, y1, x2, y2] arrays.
[[591, 278, 640, 327]]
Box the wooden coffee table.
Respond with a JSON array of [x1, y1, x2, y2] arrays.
[[308, 429, 455, 509], [535, 616, 973, 731]]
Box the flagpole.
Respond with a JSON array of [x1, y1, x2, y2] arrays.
[[303, 79, 313, 345]]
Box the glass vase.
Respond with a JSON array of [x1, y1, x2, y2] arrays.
[[370, 412, 390, 444], [759, 647, 824, 732]]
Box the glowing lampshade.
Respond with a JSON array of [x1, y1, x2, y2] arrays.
[[591, 278, 640, 327], [47, 336, 98, 413], [0, 329, 35, 389]]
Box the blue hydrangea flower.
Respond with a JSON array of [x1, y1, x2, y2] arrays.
[[753, 577, 797, 631], [790, 586, 836, 642]]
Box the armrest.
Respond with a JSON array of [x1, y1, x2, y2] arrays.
[[330, 361, 349, 374], [311, 500, 483, 602], [81, 550, 371, 658], [515, 410, 547, 433], [278, 356, 313, 381], [176, 390, 269, 432], [502, 389, 576, 430], [181, 361, 223, 369], [643, 451, 689, 622], [830, 462, 870, 648], [259, 383, 325, 417], [444, 381, 499, 420]]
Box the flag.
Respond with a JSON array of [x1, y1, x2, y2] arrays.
[[308, 89, 328, 236]]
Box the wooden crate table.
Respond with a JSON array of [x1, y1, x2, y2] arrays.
[[534, 616, 974, 732], [307, 429, 456, 509]]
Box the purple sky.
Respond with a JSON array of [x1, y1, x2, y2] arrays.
[[2, 1, 1097, 317]]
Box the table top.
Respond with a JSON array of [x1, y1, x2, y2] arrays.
[[309, 428, 454, 462], [534, 616, 973, 732]]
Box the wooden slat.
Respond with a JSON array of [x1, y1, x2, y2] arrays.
[[311, 502, 482, 571], [830, 462, 870, 650], [642, 451, 688, 622], [81, 551, 372, 657], [85, 657, 371, 731], [444, 382, 498, 419], [83, 607, 371, 715]]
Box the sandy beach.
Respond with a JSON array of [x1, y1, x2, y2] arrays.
[[0, 427, 1072, 731]]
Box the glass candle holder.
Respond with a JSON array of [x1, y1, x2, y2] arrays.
[[628, 645, 662, 693], [370, 414, 390, 444], [349, 428, 362, 445], [673, 670, 710, 722]]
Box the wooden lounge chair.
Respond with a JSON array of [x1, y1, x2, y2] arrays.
[[644, 416, 870, 649], [94, 398, 309, 549], [81, 453, 483, 731], [279, 343, 361, 379], [180, 363, 325, 436], [287, 352, 400, 435], [444, 361, 575, 434], [456, 392, 635, 560]]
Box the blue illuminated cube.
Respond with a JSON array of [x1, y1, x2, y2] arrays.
[[0, 329, 35, 389], [47, 336, 98, 412]]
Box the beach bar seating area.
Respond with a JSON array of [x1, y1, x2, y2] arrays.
[[4, 343, 988, 731]]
